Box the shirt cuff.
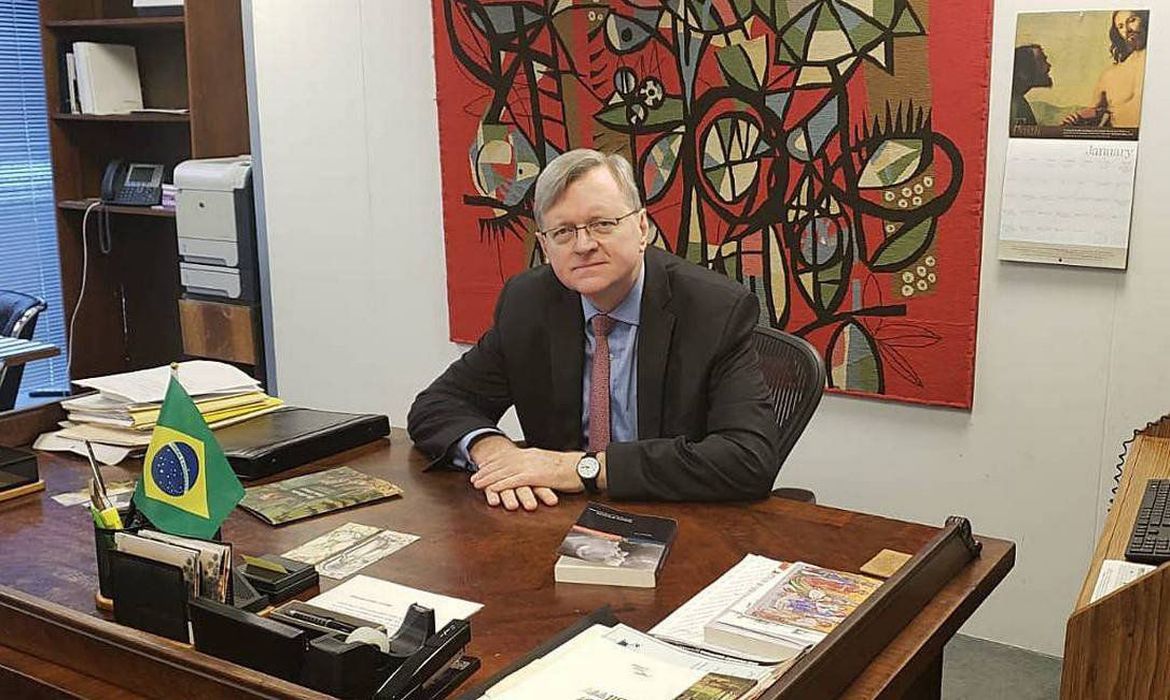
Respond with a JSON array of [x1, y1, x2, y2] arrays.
[[453, 428, 504, 472]]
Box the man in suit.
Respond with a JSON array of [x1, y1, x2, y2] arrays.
[[408, 149, 780, 511]]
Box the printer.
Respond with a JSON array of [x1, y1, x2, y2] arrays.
[[175, 156, 257, 301]]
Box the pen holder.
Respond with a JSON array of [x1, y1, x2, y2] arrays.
[[93, 504, 148, 605]]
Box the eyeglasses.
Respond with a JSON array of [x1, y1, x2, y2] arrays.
[[538, 208, 643, 247]]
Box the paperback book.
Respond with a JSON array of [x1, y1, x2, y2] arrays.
[[704, 562, 881, 661], [554, 502, 678, 588]]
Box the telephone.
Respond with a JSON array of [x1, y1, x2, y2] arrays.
[[100, 159, 165, 206]]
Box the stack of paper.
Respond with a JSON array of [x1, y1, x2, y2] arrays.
[[649, 554, 791, 662], [35, 361, 282, 466], [62, 390, 279, 431], [308, 575, 482, 632], [482, 623, 787, 700]]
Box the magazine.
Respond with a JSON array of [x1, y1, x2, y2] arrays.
[[237, 466, 402, 525]]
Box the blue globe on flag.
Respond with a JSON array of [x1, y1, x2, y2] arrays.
[[151, 441, 201, 497]]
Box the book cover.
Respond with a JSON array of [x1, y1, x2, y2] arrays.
[[60, 48, 75, 113], [554, 503, 677, 588], [705, 562, 881, 659], [238, 466, 402, 525], [745, 564, 880, 634]]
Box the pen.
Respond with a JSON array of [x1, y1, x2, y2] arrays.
[[98, 506, 124, 530], [283, 608, 358, 634], [83, 440, 111, 509]]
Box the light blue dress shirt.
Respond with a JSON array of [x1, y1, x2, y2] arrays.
[[453, 263, 644, 470]]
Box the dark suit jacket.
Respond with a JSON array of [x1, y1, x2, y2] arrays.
[[407, 247, 781, 501]]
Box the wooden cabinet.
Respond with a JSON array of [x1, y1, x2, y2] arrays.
[[38, 0, 262, 384]]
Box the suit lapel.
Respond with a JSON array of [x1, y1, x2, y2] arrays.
[[637, 250, 675, 440], [546, 279, 585, 449]]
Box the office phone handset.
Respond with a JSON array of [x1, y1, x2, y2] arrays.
[[100, 159, 165, 206]]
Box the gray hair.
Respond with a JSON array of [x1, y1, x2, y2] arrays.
[[533, 149, 642, 230]]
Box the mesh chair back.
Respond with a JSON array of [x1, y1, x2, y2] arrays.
[[0, 289, 47, 411], [751, 326, 826, 467]]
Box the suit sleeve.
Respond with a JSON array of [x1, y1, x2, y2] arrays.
[[606, 293, 781, 501], [406, 282, 515, 467]]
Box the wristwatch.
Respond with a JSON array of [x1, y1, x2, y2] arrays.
[[576, 452, 601, 493]]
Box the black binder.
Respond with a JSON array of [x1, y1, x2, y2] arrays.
[[215, 407, 390, 479]]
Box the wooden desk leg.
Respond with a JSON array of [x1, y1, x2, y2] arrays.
[[902, 653, 943, 700]]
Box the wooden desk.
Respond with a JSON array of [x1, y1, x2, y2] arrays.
[[1073, 426, 1170, 609], [1063, 419, 1170, 698], [0, 430, 1014, 699], [0, 337, 59, 368]]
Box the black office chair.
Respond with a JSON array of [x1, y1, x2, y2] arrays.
[[0, 290, 48, 411], [751, 325, 826, 504]]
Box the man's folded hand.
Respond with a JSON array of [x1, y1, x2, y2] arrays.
[[468, 436, 583, 513], [484, 486, 559, 511]]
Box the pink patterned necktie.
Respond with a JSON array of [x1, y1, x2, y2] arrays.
[[588, 314, 616, 452]]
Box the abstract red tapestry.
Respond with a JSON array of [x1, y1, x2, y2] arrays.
[[432, 0, 991, 408]]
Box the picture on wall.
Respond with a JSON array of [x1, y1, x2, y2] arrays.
[[1010, 9, 1149, 140], [431, 0, 993, 408], [999, 9, 1149, 270]]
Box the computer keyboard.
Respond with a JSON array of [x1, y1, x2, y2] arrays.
[[1125, 478, 1170, 564]]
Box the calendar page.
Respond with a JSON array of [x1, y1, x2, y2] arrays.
[[998, 138, 1138, 269]]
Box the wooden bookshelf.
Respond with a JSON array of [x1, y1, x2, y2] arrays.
[[52, 112, 189, 123], [44, 16, 184, 30], [38, 0, 258, 383]]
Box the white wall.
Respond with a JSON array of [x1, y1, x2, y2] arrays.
[[246, 0, 1170, 656], [246, 0, 465, 420]]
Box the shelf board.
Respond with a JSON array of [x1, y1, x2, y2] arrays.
[[52, 112, 189, 124], [58, 200, 176, 219], [44, 17, 184, 30]]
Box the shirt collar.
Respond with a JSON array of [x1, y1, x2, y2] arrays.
[[581, 259, 645, 328]]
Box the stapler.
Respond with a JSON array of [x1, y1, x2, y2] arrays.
[[387, 604, 435, 659], [374, 618, 476, 700]]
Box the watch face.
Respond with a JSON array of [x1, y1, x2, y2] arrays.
[[577, 456, 601, 480]]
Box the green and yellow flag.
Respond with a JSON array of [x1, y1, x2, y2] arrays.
[[133, 375, 244, 538]]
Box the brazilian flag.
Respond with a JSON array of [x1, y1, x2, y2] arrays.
[[133, 376, 244, 538]]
